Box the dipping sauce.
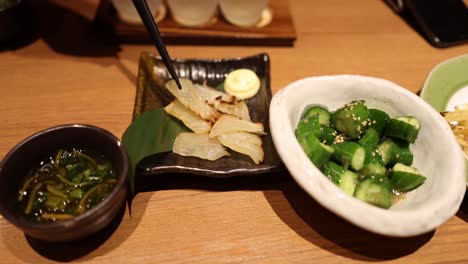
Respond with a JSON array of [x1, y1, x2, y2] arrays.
[[17, 149, 117, 222]]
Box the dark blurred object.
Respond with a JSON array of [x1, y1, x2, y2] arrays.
[[0, 0, 31, 44], [385, 0, 468, 48]]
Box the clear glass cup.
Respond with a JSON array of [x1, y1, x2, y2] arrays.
[[112, 0, 163, 24], [219, 0, 267, 27], [167, 0, 218, 27]]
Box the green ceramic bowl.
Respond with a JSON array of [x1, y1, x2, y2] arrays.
[[420, 54, 468, 187]]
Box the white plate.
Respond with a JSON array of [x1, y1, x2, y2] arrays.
[[270, 75, 466, 237], [420, 54, 468, 187]]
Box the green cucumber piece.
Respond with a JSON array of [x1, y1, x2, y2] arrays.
[[296, 116, 320, 138], [297, 116, 337, 145], [331, 100, 369, 139], [390, 163, 426, 192], [339, 170, 359, 196], [298, 133, 334, 168], [303, 105, 331, 126], [322, 161, 358, 196], [365, 174, 392, 192], [376, 138, 393, 165], [358, 128, 380, 150], [358, 162, 387, 180], [391, 140, 413, 166], [354, 178, 392, 209], [377, 138, 413, 166], [384, 116, 421, 143], [332, 141, 366, 171], [368, 109, 390, 135], [322, 161, 344, 185], [359, 128, 381, 165], [316, 125, 337, 145]]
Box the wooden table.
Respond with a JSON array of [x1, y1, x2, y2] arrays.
[[1, 0, 468, 263]]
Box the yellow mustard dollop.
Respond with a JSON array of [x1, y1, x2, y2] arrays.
[[224, 69, 260, 100]]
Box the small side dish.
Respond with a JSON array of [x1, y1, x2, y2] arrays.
[[0, 124, 128, 241], [18, 149, 116, 222], [443, 104, 468, 157], [420, 54, 468, 187], [296, 101, 426, 209], [126, 52, 282, 189], [270, 75, 466, 237], [164, 76, 265, 164]]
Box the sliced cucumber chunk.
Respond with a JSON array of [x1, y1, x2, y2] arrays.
[[391, 140, 413, 166], [303, 105, 331, 126], [331, 100, 369, 139], [376, 138, 393, 165], [377, 138, 413, 166], [298, 133, 334, 168], [390, 163, 426, 192], [339, 170, 359, 196], [296, 116, 320, 139], [332, 141, 366, 171], [316, 125, 337, 145], [368, 109, 390, 135], [365, 174, 392, 192], [358, 162, 387, 179], [358, 128, 380, 150], [322, 161, 344, 185], [297, 116, 337, 145], [354, 178, 392, 209], [322, 161, 358, 195], [384, 116, 421, 143]]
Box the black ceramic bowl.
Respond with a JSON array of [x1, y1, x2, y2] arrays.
[[0, 124, 128, 242]]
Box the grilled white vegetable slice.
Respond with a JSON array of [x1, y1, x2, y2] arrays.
[[194, 83, 251, 121], [210, 115, 265, 138], [173, 133, 229, 161], [217, 132, 264, 164], [164, 100, 212, 134], [194, 83, 236, 103], [211, 99, 251, 121], [166, 79, 220, 123]]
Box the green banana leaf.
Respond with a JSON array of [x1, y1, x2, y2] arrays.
[[122, 108, 188, 193]]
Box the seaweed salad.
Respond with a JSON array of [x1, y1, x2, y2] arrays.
[[17, 149, 117, 222]]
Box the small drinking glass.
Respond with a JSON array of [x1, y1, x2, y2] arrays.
[[112, 0, 163, 24], [219, 0, 267, 27], [167, 0, 218, 27]]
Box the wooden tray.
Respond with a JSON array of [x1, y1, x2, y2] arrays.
[[94, 0, 297, 46]]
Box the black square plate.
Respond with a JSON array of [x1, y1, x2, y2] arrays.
[[133, 52, 283, 178]]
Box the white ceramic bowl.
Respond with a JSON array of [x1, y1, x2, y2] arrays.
[[270, 75, 466, 237]]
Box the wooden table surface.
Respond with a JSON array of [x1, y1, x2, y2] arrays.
[[1, 0, 468, 263]]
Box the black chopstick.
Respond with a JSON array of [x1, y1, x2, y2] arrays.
[[132, 0, 183, 90]]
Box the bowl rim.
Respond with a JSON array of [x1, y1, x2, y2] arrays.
[[419, 54, 468, 188], [269, 74, 467, 237], [0, 123, 128, 230]]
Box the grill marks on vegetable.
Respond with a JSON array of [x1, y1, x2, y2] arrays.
[[165, 78, 265, 164], [296, 101, 426, 209], [17, 149, 116, 222]]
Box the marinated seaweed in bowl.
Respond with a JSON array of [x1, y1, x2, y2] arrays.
[[18, 149, 117, 222]]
